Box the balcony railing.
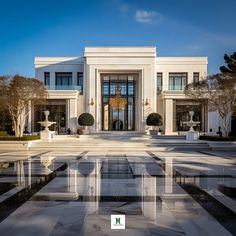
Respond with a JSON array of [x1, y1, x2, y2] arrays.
[[46, 85, 82, 91]]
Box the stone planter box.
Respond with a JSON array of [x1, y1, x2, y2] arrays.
[[149, 130, 161, 136]]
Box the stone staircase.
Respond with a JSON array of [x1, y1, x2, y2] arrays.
[[29, 134, 210, 152]]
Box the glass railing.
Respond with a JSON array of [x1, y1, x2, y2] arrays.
[[46, 85, 82, 91]]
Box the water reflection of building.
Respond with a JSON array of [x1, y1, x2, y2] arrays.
[[141, 174, 157, 220]]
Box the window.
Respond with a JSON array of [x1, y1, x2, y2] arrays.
[[193, 72, 199, 84], [169, 73, 187, 90], [77, 72, 83, 94], [55, 72, 72, 86], [157, 73, 162, 95], [44, 72, 50, 86]]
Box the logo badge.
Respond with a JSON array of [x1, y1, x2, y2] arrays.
[[111, 215, 125, 229]]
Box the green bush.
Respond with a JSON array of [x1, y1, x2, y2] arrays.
[[146, 113, 162, 127], [0, 136, 40, 141], [78, 113, 94, 127], [199, 135, 236, 141]]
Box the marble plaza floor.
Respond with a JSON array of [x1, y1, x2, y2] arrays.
[[0, 149, 236, 236]]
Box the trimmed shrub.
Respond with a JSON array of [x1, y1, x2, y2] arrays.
[[199, 135, 236, 141], [78, 113, 94, 127], [0, 136, 40, 141], [146, 113, 162, 128]]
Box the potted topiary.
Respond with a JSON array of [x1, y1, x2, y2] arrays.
[[78, 113, 94, 135], [146, 113, 163, 136]]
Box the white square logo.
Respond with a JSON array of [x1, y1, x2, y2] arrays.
[[111, 215, 125, 229]]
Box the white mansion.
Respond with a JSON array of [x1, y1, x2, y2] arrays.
[[30, 46, 225, 134]]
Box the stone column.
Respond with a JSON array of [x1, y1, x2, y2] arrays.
[[165, 99, 173, 134], [68, 99, 78, 133]]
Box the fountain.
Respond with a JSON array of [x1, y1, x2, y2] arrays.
[[38, 110, 56, 142], [40, 156, 54, 174], [183, 111, 200, 141]]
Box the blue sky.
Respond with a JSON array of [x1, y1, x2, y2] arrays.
[[0, 0, 236, 76]]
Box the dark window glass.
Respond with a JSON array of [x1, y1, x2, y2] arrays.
[[77, 72, 83, 94], [55, 72, 72, 86], [120, 83, 126, 95], [110, 83, 116, 95], [193, 72, 199, 84], [157, 73, 162, 95], [128, 82, 134, 95], [44, 72, 50, 86], [169, 73, 187, 90]]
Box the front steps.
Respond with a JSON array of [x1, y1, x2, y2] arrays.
[[29, 134, 211, 152]]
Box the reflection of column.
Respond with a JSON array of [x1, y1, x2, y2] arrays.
[[142, 174, 157, 220], [165, 157, 173, 193], [28, 159, 32, 188], [95, 159, 101, 212], [88, 161, 96, 201], [68, 161, 78, 194], [17, 161, 25, 187]]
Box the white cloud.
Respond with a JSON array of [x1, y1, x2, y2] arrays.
[[135, 10, 162, 24]]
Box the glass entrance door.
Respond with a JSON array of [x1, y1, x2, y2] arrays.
[[111, 108, 125, 131], [101, 74, 136, 131]]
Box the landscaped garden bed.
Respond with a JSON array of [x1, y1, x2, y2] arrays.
[[0, 135, 40, 141]]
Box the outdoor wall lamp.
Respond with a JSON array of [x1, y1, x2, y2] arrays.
[[143, 98, 150, 106], [89, 98, 94, 106]]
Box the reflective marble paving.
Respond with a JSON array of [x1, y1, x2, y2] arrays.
[[0, 150, 235, 236]]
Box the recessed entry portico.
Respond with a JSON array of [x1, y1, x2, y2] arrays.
[[101, 74, 137, 131]]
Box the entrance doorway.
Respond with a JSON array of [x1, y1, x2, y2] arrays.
[[101, 74, 136, 131]]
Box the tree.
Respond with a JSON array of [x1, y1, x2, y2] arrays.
[[220, 52, 236, 75], [0, 75, 47, 137], [185, 52, 236, 137]]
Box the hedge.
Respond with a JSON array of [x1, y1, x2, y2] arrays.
[[0, 136, 40, 141]]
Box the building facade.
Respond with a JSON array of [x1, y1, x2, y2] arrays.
[[32, 46, 212, 134]]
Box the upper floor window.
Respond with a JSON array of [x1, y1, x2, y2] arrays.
[[55, 72, 72, 86], [77, 72, 83, 94], [193, 72, 200, 84], [157, 73, 162, 95], [44, 72, 50, 86], [169, 73, 187, 90]]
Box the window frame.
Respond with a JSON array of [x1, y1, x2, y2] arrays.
[[44, 72, 50, 86], [168, 72, 188, 91], [55, 72, 72, 86], [77, 72, 84, 94], [157, 72, 162, 95], [193, 72, 200, 84]]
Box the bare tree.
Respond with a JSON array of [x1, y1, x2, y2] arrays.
[[0, 75, 47, 137], [185, 74, 236, 137]]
